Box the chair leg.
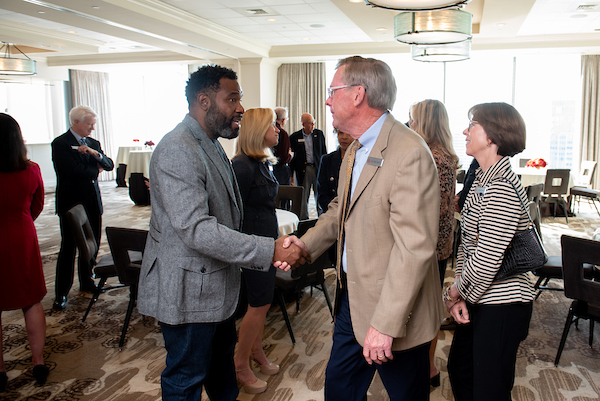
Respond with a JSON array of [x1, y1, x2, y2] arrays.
[[592, 198, 600, 217], [119, 285, 137, 350], [590, 319, 595, 348], [320, 284, 334, 319], [555, 307, 576, 366], [82, 276, 107, 322], [275, 289, 295, 345]]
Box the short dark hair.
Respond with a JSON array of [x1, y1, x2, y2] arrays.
[[0, 113, 29, 172], [468, 102, 526, 157], [185, 64, 238, 106]]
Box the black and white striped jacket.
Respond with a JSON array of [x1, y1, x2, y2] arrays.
[[455, 156, 536, 304]]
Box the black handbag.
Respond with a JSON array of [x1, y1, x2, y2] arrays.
[[493, 178, 548, 281]]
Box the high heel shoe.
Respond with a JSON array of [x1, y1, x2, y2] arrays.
[[0, 371, 7, 392], [252, 352, 280, 375], [32, 365, 49, 386], [430, 373, 441, 388], [236, 368, 267, 394]]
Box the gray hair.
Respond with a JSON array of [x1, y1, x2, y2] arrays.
[[274, 107, 288, 121], [336, 56, 396, 112], [69, 105, 97, 125]]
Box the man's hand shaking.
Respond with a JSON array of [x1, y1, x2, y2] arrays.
[[273, 235, 309, 271]]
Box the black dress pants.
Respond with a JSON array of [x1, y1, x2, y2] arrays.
[[448, 301, 533, 401], [55, 209, 101, 298]]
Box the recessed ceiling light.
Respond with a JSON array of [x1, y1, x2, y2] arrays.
[[92, 6, 100, 9], [302, 37, 311, 40], [495, 23, 507, 27], [349, 0, 363, 2], [310, 23, 325, 28], [267, 18, 277, 22], [38, 11, 45, 14], [571, 14, 588, 18], [67, 30, 77, 34], [376, 27, 387, 31]]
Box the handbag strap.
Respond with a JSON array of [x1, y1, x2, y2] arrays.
[[493, 176, 535, 227]]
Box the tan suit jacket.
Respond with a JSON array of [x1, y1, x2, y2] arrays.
[[302, 113, 444, 351]]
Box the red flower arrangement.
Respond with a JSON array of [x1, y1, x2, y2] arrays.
[[133, 139, 140, 143], [526, 158, 547, 169], [145, 140, 155, 147]]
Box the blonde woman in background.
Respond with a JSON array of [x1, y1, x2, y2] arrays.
[[409, 99, 459, 387], [231, 108, 281, 394]]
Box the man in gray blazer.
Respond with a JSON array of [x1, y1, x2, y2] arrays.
[[138, 65, 307, 400]]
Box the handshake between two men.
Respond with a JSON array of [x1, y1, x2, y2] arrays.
[[272, 235, 309, 271]]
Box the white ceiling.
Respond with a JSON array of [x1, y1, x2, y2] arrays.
[[0, 0, 599, 67]]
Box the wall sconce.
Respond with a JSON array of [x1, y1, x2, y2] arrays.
[[394, 9, 472, 45]]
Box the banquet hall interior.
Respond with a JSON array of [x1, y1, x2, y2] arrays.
[[1, 0, 600, 400]]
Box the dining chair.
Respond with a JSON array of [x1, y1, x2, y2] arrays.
[[569, 161, 599, 216], [274, 219, 334, 344], [526, 184, 544, 239], [275, 185, 304, 218], [456, 169, 466, 184], [66, 204, 124, 322], [542, 169, 570, 223], [105, 226, 148, 350], [554, 235, 600, 366]]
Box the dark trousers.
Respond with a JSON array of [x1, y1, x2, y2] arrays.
[[54, 210, 100, 298], [448, 302, 533, 401], [325, 289, 430, 401], [300, 164, 318, 219], [160, 319, 238, 401]]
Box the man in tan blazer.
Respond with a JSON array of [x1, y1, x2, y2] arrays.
[[283, 56, 444, 400]]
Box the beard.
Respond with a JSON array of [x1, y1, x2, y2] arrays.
[[205, 102, 240, 139]]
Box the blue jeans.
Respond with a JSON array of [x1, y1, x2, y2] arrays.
[[160, 318, 238, 401]]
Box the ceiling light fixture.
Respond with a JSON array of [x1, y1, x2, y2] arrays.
[[411, 40, 470, 62], [394, 9, 472, 45], [0, 43, 37, 75], [365, 0, 470, 11]]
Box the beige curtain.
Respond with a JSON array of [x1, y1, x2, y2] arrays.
[[276, 63, 327, 140], [580, 55, 600, 189], [70, 69, 115, 181]]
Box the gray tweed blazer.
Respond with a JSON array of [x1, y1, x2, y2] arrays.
[[138, 114, 274, 325]]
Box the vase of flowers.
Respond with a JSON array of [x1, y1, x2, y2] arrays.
[[526, 158, 547, 169], [145, 140, 155, 150]]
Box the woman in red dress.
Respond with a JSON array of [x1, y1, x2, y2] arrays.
[[0, 113, 49, 390]]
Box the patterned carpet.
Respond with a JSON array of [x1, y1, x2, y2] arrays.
[[1, 182, 600, 400]]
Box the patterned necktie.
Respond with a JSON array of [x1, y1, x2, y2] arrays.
[[336, 140, 362, 274], [80, 137, 90, 161]]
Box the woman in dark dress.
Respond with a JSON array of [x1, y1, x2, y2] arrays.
[[232, 108, 280, 394], [0, 113, 49, 391]]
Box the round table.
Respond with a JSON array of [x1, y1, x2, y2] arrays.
[[128, 150, 153, 180], [116, 146, 142, 165], [276, 209, 299, 237]]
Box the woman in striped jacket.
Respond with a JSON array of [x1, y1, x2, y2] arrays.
[[444, 103, 535, 401]]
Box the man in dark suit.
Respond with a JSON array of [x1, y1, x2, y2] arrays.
[[137, 65, 307, 400], [51, 105, 114, 310], [289, 113, 327, 218]]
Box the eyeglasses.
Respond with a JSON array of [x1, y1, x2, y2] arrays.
[[468, 120, 479, 131], [327, 84, 360, 98]]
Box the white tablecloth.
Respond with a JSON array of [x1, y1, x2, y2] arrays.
[[115, 146, 142, 165], [514, 167, 574, 188], [128, 150, 153, 179], [276, 209, 299, 237]]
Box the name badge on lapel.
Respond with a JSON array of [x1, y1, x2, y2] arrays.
[[475, 186, 487, 196], [71, 145, 79, 150], [367, 157, 383, 167], [298, 138, 305, 143]]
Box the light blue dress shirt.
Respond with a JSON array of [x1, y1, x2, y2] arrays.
[[71, 129, 103, 162], [342, 112, 388, 273]]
